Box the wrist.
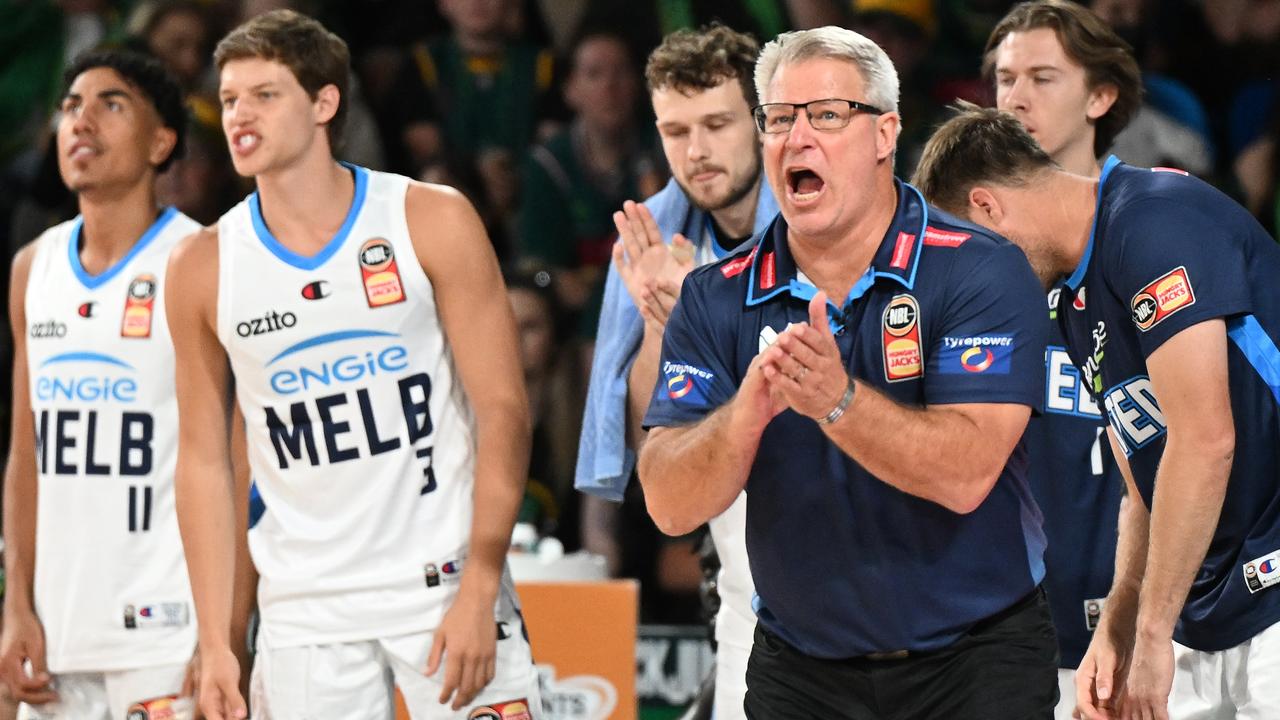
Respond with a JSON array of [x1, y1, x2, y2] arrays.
[[815, 375, 856, 425]]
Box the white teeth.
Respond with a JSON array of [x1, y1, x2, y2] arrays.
[[71, 146, 95, 158], [236, 134, 259, 149], [793, 189, 821, 201]]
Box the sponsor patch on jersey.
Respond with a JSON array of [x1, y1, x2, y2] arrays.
[[424, 563, 441, 588], [1243, 549, 1280, 594], [123, 602, 189, 630], [28, 319, 67, 339], [662, 361, 714, 404], [882, 294, 922, 382], [890, 232, 915, 269], [126, 695, 193, 720], [719, 247, 757, 279], [922, 226, 970, 248], [938, 334, 1014, 374], [1083, 597, 1106, 631], [1131, 266, 1195, 332], [468, 700, 532, 720], [77, 301, 95, 318], [121, 273, 157, 338], [301, 280, 330, 300], [358, 238, 406, 307], [759, 251, 777, 289], [758, 323, 799, 353], [1073, 287, 1087, 310]]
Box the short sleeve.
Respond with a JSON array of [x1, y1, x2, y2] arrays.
[[923, 243, 1048, 409], [643, 274, 741, 427], [1105, 197, 1252, 356]]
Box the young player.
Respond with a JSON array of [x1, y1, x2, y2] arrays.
[[167, 11, 539, 719]]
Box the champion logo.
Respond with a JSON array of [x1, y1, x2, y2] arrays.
[[78, 302, 96, 318], [301, 280, 330, 300], [1073, 288, 1086, 310]]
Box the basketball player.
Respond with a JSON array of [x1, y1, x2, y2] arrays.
[[167, 10, 538, 720], [1, 51, 200, 720]]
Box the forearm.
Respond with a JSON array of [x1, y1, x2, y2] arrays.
[[1100, 493, 1148, 635], [625, 326, 663, 448], [176, 465, 238, 650], [1, 469, 36, 616], [461, 399, 531, 602], [638, 398, 764, 536], [1136, 436, 1232, 639], [824, 382, 1024, 513]]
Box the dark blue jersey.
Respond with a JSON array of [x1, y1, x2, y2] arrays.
[[1057, 156, 1280, 651], [645, 180, 1050, 659], [1025, 289, 1123, 668]]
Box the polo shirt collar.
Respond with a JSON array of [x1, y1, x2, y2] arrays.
[[1064, 154, 1123, 292], [744, 177, 930, 309]]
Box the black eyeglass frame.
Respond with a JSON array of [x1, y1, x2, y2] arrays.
[[751, 98, 885, 134]]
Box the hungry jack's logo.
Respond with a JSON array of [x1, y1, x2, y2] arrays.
[[358, 238, 405, 307], [121, 274, 157, 338]]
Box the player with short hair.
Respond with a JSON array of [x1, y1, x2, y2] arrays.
[[915, 104, 1280, 720], [578, 23, 778, 720], [981, 3, 1140, 716], [168, 10, 539, 720], [1, 50, 201, 720]]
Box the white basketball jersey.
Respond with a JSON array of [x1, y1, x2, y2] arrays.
[[217, 166, 487, 648], [23, 207, 200, 673]]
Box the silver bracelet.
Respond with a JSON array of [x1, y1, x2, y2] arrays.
[[816, 375, 856, 425]]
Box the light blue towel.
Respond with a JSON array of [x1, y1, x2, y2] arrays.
[[574, 177, 779, 500]]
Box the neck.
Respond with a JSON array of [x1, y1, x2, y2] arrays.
[[1046, 169, 1103, 281], [709, 175, 763, 239], [1055, 136, 1102, 178], [456, 31, 504, 56], [789, 171, 898, 303], [254, 153, 355, 253], [77, 180, 160, 274], [578, 121, 631, 171]]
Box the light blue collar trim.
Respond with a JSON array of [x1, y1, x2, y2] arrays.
[[68, 206, 179, 291], [250, 163, 368, 271], [1064, 155, 1122, 291]]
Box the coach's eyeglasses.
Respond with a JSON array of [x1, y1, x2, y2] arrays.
[[752, 98, 885, 134]]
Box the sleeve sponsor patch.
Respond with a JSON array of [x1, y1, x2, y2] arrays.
[[662, 361, 715, 404], [937, 334, 1014, 374], [1131, 266, 1195, 332], [720, 247, 757, 278]]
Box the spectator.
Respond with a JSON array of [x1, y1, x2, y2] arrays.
[[517, 30, 666, 337]]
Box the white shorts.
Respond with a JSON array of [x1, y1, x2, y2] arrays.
[[1169, 619, 1280, 719], [1054, 668, 1075, 720], [17, 662, 190, 720], [250, 612, 539, 719]]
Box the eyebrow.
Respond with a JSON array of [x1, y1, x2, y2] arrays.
[[63, 87, 135, 103]]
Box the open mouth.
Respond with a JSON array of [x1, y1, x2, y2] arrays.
[[786, 167, 825, 203], [231, 130, 261, 155]]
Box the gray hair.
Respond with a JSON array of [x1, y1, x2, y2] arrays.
[[754, 26, 899, 114]]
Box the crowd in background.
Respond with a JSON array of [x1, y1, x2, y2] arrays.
[[1, 0, 1278, 625]]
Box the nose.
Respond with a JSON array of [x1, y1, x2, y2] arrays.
[[783, 109, 818, 151], [686, 125, 710, 163], [1002, 77, 1029, 112]]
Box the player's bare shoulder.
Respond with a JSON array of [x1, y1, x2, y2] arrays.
[[166, 224, 221, 325], [8, 241, 40, 330], [403, 180, 492, 276]]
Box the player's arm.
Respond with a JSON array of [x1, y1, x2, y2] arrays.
[[407, 183, 529, 709], [638, 277, 784, 536], [228, 403, 258, 699], [1132, 319, 1233, 654], [166, 228, 246, 720], [764, 293, 1030, 513], [0, 244, 57, 704]]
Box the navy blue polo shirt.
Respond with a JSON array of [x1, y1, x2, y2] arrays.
[[1057, 156, 1280, 651], [1025, 289, 1123, 668], [645, 179, 1050, 659]]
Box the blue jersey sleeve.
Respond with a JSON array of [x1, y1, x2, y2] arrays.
[[923, 242, 1048, 409], [1106, 195, 1252, 357], [643, 272, 741, 427]]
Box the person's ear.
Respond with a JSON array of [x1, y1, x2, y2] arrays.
[[314, 84, 340, 125], [875, 111, 900, 161], [1086, 82, 1118, 121], [149, 125, 178, 168], [966, 186, 1006, 227]]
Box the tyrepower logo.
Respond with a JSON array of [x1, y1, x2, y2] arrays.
[[1131, 266, 1195, 332]]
